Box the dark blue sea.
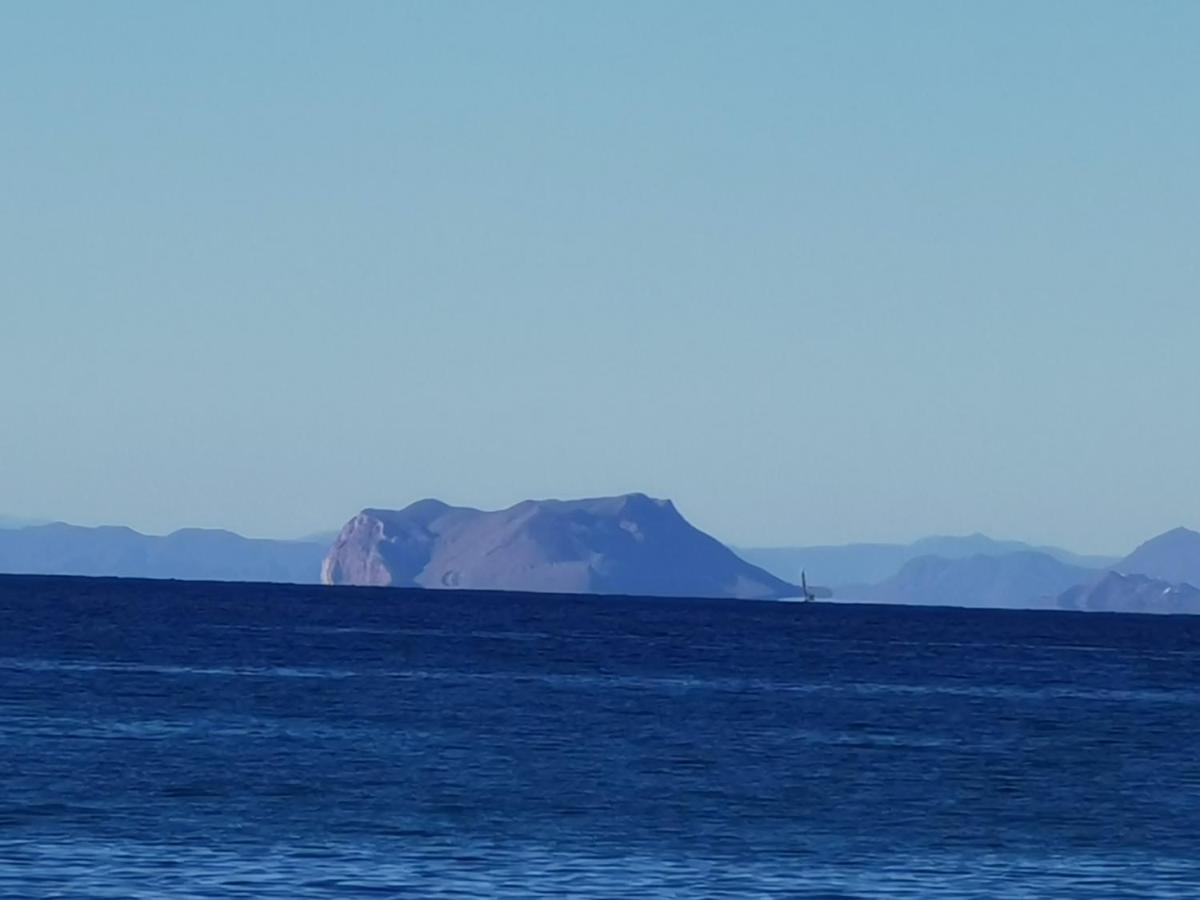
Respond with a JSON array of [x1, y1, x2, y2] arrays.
[[2, 575, 1199, 898]]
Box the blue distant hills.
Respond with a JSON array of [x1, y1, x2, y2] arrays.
[[0, 522, 327, 585], [736, 535, 1118, 589], [1, 500, 1199, 613], [740, 528, 1200, 614], [0, 496, 804, 601]]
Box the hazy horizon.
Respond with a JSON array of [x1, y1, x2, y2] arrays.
[[4, 2, 1197, 555]]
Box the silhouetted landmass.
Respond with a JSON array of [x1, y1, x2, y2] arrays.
[[1058, 571, 1200, 614], [6, 506, 1200, 614], [0, 523, 326, 583], [738, 533, 1114, 588], [322, 494, 810, 600], [1115, 527, 1200, 587], [836, 551, 1095, 610]]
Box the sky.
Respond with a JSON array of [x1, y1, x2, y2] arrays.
[[1, 1, 1198, 554]]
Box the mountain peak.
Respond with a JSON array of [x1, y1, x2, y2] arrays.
[[1147, 526, 1200, 543], [1117, 527, 1200, 587]]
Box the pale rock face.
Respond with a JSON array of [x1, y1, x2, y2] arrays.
[[321, 493, 803, 600], [320, 513, 398, 587]]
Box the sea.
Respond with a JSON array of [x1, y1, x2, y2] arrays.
[[2, 574, 1199, 899]]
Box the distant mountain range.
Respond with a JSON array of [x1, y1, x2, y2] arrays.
[[737, 534, 1117, 589], [2, 506, 1199, 614], [1059, 571, 1200, 615], [1059, 527, 1200, 614], [798, 527, 1200, 613], [322, 494, 807, 600], [836, 551, 1095, 610], [0, 523, 326, 584]]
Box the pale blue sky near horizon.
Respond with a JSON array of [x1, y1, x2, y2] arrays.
[[1, 1, 1197, 554]]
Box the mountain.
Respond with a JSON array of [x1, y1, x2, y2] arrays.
[[909, 535, 1114, 570], [0, 523, 327, 583], [738, 533, 1114, 588], [1058, 571, 1200, 615], [1115, 527, 1200, 587], [837, 551, 1095, 610], [322, 494, 811, 600]]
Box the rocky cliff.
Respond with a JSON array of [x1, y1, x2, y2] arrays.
[[321, 493, 805, 600]]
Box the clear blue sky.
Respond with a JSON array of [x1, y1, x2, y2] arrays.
[[2, 2, 1197, 553]]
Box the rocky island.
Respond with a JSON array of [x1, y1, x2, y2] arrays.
[[321, 493, 808, 600]]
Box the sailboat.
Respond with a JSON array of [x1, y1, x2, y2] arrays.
[[801, 570, 816, 603]]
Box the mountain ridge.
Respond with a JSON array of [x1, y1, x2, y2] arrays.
[[836, 551, 1096, 610], [2, 510, 1198, 614], [0, 522, 327, 584], [738, 534, 1116, 589]]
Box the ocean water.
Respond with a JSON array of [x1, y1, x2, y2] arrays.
[[2, 575, 1199, 898]]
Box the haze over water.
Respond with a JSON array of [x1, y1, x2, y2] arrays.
[[3, 576, 1199, 898]]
